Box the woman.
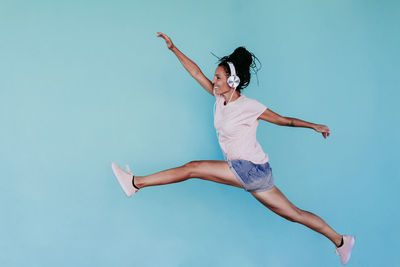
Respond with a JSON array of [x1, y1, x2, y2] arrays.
[[111, 32, 355, 265]]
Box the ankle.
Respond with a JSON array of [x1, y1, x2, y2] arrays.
[[133, 176, 145, 189], [335, 235, 344, 247]]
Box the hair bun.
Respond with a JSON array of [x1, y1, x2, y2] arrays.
[[230, 47, 253, 69]]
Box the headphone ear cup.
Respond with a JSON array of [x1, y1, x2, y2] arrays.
[[233, 76, 240, 87], [227, 75, 240, 88], [227, 76, 235, 87]]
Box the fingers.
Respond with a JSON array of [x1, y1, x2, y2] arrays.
[[321, 131, 331, 139], [156, 32, 169, 40], [156, 32, 164, 38], [326, 127, 330, 137], [316, 125, 330, 139]]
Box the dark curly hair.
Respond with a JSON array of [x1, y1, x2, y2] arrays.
[[211, 47, 261, 93]]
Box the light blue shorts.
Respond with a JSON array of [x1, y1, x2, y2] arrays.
[[228, 159, 275, 192]]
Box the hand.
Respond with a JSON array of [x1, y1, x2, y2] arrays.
[[156, 32, 175, 50], [313, 124, 331, 139]]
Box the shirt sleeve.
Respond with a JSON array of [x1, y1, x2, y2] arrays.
[[246, 98, 268, 122]]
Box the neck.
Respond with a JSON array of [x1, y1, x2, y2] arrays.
[[223, 90, 241, 105]]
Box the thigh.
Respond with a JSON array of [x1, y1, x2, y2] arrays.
[[251, 186, 302, 221], [185, 160, 244, 189]]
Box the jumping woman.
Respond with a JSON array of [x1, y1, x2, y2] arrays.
[[111, 32, 355, 265]]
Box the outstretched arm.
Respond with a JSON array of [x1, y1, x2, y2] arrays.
[[156, 32, 213, 95], [258, 108, 331, 139]]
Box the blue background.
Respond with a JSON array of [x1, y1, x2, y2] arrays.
[[1, 0, 399, 266]]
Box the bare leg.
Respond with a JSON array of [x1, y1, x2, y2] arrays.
[[134, 160, 244, 189], [251, 186, 343, 247], [131, 161, 342, 246]]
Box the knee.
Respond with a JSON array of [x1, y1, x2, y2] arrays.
[[184, 161, 199, 167], [286, 208, 303, 223], [291, 208, 304, 223], [183, 161, 201, 178]]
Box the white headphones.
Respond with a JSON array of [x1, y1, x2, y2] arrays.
[[226, 62, 240, 88], [225, 61, 241, 105]]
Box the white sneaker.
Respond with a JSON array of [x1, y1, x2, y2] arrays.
[[335, 235, 355, 265], [111, 162, 139, 197]]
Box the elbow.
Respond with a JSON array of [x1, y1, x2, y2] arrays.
[[283, 117, 294, 127], [192, 69, 202, 78]]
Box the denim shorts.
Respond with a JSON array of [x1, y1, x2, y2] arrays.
[[228, 159, 275, 192]]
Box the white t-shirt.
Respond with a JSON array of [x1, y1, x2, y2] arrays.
[[213, 91, 269, 164]]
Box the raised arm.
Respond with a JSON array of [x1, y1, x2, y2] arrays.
[[156, 32, 213, 95], [258, 108, 331, 139]]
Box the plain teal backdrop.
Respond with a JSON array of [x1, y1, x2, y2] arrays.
[[1, 0, 399, 266]]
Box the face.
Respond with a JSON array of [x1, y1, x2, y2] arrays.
[[212, 66, 234, 96]]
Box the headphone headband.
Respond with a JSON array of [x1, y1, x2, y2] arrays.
[[227, 62, 237, 77], [226, 61, 240, 89]]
